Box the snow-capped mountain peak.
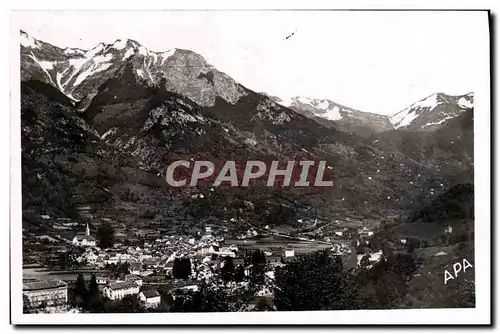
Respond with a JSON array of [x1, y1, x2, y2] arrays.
[[282, 96, 343, 121], [263, 94, 393, 134], [20, 30, 41, 49], [20, 30, 246, 106], [390, 92, 474, 131]]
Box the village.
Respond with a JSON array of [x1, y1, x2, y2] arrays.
[[22, 211, 410, 313]]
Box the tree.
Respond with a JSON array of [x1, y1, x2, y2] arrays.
[[97, 223, 115, 249], [274, 251, 346, 311], [116, 262, 130, 276], [85, 274, 103, 312], [246, 250, 267, 285], [60, 251, 77, 270], [73, 273, 87, 307], [360, 254, 371, 268], [234, 265, 245, 282], [104, 295, 143, 313], [173, 258, 192, 279], [390, 253, 417, 281], [23, 295, 31, 313], [171, 284, 230, 312], [221, 257, 235, 282], [250, 250, 266, 265]]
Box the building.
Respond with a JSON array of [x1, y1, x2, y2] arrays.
[[358, 227, 374, 238], [23, 279, 68, 310], [96, 276, 109, 285], [129, 262, 143, 275], [198, 245, 215, 256], [143, 258, 160, 269], [72, 223, 96, 247], [103, 281, 140, 300], [214, 247, 236, 258], [139, 290, 161, 308], [284, 249, 295, 258], [125, 274, 143, 287]]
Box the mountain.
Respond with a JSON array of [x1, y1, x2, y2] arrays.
[[21, 30, 246, 108], [268, 95, 393, 137], [19, 30, 474, 238], [389, 92, 474, 131], [408, 183, 473, 224]]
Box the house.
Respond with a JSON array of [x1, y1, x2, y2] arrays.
[[96, 276, 109, 285], [139, 290, 161, 308], [356, 250, 384, 267], [214, 247, 236, 258], [284, 249, 295, 258], [164, 261, 174, 276], [244, 264, 253, 277], [198, 245, 215, 256], [358, 227, 374, 238], [125, 274, 143, 287], [143, 258, 160, 269], [129, 262, 143, 275], [233, 257, 245, 266], [23, 279, 68, 310], [72, 234, 96, 248], [267, 255, 282, 264], [72, 223, 96, 247], [103, 281, 140, 300], [77, 249, 98, 264]]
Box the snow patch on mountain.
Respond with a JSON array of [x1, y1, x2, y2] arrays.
[[64, 48, 86, 56], [390, 93, 442, 129], [286, 96, 344, 121], [316, 100, 330, 110], [122, 48, 135, 61], [85, 44, 105, 59], [56, 72, 64, 91], [390, 108, 418, 128], [138, 46, 149, 56], [110, 39, 127, 50], [160, 49, 176, 65], [422, 115, 455, 128], [73, 54, 113, 86], [28, 53, 55, 86], [20, 32, 40, 49], [410, 93, 441, 110], [458, 97, 473, 109], [390, 92, 474, 131], [324, 106, 342, 121]]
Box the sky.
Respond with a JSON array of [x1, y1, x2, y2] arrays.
[[14, 10, 489, 115]]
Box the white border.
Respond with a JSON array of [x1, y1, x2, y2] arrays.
[[9, 5, 491, 325]]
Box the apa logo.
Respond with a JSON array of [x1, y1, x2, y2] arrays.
[[444, 258, 473, 285]]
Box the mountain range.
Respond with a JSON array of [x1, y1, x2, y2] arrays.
[[20, 30, 474, 244], [267, 93, 474, 136]]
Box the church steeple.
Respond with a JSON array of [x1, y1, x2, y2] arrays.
[[86, 223, 90, 236]]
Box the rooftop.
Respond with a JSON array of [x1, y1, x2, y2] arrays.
[[141, 290, 160, 298], [108, 281, 138, 290], [23, 279, 67, 291]]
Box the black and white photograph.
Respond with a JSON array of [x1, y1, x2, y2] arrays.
[[9, 7, 491, 325]]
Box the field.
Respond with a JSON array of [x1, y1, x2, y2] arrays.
[[23, 265, 111, 282], [225, 235, 334, 255]]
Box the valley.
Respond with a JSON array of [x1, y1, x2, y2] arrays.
[[19, 30, 475, 313]]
